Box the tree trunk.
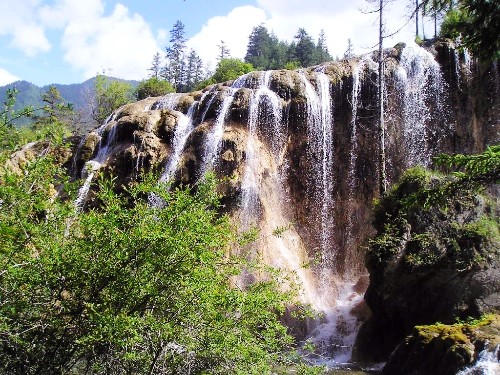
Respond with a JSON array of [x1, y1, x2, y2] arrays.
[[415, 0, 419, 37], [378, 0, 387, 195]]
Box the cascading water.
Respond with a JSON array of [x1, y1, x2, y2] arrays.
[[200, 74, 248, 177], [159, 102, 198, 183], [71, 41, 474, 372], [456, 345, 500, 375], [298, 71, 334, 263], [241, 71, 282, 219], [395, 42, 448, 168], [237, 71, 324, 313], [74, 112, 120, 208], [296, 71, 367, 365]]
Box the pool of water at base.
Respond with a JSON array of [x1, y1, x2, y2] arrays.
[[324, 363, 384, 375]]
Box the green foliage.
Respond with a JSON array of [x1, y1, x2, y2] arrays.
[[134, 77, 175, 100], [0, 87, 72, 153], [0, 150, 310, 373], [368, 219, 409, 264], [369, 148, 499, 270], [284, 61, 302, 70], [435, 145, 500, 184], [415, 314, 496, 346], [211, 58, 255, 84], [244, 24, 332, 71], [162, 20, 187, 91], [437, 0, 500, 60], [93, 74, 133, 124], [1, 88, 37, 129]]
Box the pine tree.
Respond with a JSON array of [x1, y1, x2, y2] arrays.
[[163, 20, 187, 91], [217, 40, 231, 61], [185, 49, 205, 91], [314, 29, 332, 64], [343, 38, 355, 59], [148, 52, 163, 79], [292, 28, 316, 67], [245, 24, 274, 69]]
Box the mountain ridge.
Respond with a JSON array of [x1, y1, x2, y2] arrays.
[[0, 76, 139, 116]]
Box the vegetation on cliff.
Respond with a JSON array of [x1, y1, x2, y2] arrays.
[[356, 146, 500, 366], [369, 145, 500, 271]]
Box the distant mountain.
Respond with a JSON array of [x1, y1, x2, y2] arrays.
[[0, 76, 139, 118]]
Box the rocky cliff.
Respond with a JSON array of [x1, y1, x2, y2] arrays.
[[69, 40, 499, 364], [352, 165, 499, 367]]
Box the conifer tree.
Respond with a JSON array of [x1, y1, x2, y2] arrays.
[[148, 52, 163, 79], [292, 28, 316, 67], [163, 20, 187, 91], [217, 40, 231, 61]]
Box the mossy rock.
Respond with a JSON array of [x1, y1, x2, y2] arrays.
[[383, 315, 500, 375]]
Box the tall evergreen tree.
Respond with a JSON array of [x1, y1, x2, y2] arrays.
[[185, 49, 205, 91], [269, 36, 289, 69], [163, 20, 187, 91], [292, 28, 316, 67], [343, 38, 355, 59], [314, 29, 332, 64], [217, 40, 231, 61], [148, 52, 163, 79], [245, 24, 274, 70]]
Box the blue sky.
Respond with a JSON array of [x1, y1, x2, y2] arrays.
[[0, 0, 426, 86]]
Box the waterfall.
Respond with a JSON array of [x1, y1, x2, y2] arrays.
[[74, 160, 102, 211], [457, 345, 500, 375], [299, 71, 334, 263], [151, 93, 183, 111], [200, 74, 248, 176], [159, 102, 198, 183], [74, 112, 120, 209], [70, 41, 472, 370], [241, 71, 283, 219], [396, 42, 447, 168]]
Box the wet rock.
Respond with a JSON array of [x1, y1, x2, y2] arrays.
[[383, 315, 500, 375], [354, 168, 500, 363]]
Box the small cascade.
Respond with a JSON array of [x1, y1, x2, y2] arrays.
[[200, 74, 248, 176], [395, 42, 447, 168], [74, 112, 120, 209], [241, 71, 283, 219], [198, 88, 218, 124], [134, 133, 145, 178], [299, 71, 334, 263], [74, 160, 102, 210], [94, 112, 120, 164], [457, 345, 500, 375], [70, 136, 87, 177], [304, 282, 364, 365], [159, 102, 198, 183], [151, 93, 183, 111]]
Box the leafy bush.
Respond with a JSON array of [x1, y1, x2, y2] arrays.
[[134, 77, 175, 100], [0, 158, 309, 374]]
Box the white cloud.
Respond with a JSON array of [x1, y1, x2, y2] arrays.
[[59, 3, 161, 80], [0, 0, 162, 80], [0, 0, 51, 56], [189, 0, 418, 63], [0, 67, 20, 85], [257, 0, 417, 58], [187, 6, 267, 69]]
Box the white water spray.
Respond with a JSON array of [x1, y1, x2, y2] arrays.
[[396, 43, 447, 168], [200, 75, 248, 176]]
